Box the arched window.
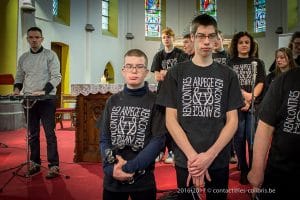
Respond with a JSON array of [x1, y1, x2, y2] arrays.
[[145, 0, 166, 39], [199, 0, 217, 19], [253, 0, 266, 33]]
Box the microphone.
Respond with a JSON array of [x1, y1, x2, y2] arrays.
[[251, 61, 257, 84]]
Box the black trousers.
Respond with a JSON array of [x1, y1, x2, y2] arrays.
[[175, 165, 229, 200], [103, 188, 156, 200], [257, 169, 299, 200], [25, 99, 59, 168]]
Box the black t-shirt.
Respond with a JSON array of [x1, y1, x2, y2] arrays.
[[259, 67, 300, 178], [151, 47, 188, 92], [156, 60, 244, 169], [212, 50, 230, 65], [100, 84, 165, 192], [262, 71, 276, 97], [228, 57, 266, 104], [151, 47, 188, 72]]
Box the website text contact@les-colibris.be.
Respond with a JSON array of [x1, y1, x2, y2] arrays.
[[177, 187, 276, 194]]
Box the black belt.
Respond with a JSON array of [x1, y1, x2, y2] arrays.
[[0, 95, 56, 101]]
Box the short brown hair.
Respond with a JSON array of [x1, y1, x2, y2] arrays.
[[124, 49, 148, 67], [27, 27, 43, 36], [183, 33, 191, 39], [190, 14, 217, 35]]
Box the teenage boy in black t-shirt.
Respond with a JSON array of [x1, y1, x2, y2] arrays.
[[248, 67, 300, 199], [212, 30, 237, 164], [99, 49, 166, 200], [151, 27, 188, 164], [212, 30, 230, 65], [183, 33, 195, 60], [156, 14, 243, 200]]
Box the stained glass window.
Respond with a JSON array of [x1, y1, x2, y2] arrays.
[[102, 0, 109, 30], [199, 0, 217, 19], [254, 0, 266, 33], [145, 0, 162, 37], [53, 0, 59, 17]]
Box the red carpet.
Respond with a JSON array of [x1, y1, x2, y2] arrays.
[[0, 121, 251, 200]]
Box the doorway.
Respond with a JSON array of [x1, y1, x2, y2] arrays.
[[51, 42, 70, 108]]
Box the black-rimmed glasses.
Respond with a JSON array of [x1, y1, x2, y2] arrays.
[[194, 33, 218, 41], [123, 64, 147, 72]]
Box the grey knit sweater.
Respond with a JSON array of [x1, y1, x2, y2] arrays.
[[15, 47, 61, 95]]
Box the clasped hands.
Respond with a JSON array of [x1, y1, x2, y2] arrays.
[[186, 152, 212, 189], [241, 89, 253, 111], [154, 70, 168, 81], [112, 155, 134, 182]]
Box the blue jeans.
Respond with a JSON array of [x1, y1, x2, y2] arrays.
[[26, 99, 59, 168], [234, 111, 256, 173]]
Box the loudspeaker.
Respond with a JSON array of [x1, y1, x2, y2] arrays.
[[125, 33, 134, 40], [21, 0, 35, 12], [85, 24, 95, 32]]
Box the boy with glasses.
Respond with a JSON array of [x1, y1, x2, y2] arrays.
[[183, 33, 195, 60], [212, 30, 230, 65], [156, 14, 243, 200], [212, 30, 237, 165], [99, 49, 166, 200]]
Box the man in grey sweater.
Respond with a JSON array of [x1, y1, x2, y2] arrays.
[[13, 27, 61, 179]]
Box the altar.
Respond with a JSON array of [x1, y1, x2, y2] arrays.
[[71, 83, 156, 163]]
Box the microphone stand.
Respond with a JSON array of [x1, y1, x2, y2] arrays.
[[250, 62, 257, 158], [0, 95, 70, 192], [0, 97, 36, 192]]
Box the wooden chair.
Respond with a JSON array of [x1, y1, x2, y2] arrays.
[[55, 94, 77, 129]]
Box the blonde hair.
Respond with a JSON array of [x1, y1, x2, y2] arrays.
[[161, 27, 175, 37]]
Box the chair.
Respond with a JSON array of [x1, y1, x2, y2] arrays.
[[55, 94, 77, 129]]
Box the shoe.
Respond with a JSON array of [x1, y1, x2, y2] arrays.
[[28, 162, 41, 176], [230, 156, 237, 164], [155, 152, 164, 162], [164, 151, 174, 164], [45, 166, 59, 179], [239, 172, 249, 185]]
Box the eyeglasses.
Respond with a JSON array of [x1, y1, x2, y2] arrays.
[[123, 64, 147, 72], [27, 36, 43, 40], [194, 33, 217, 41]]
